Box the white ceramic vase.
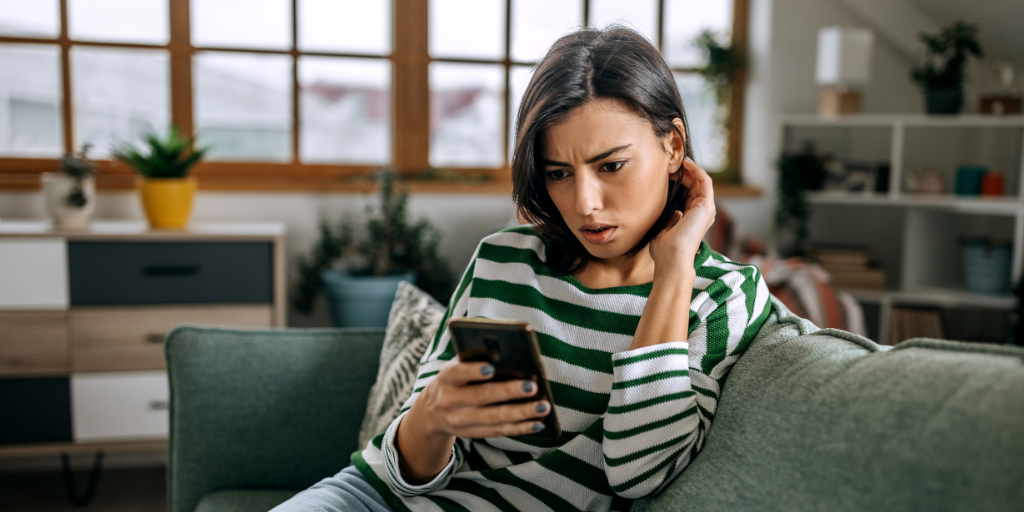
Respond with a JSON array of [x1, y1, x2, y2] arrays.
[[41, 173, 96, 229]]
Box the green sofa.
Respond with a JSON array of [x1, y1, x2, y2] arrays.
[[166, 299, 1024, 512]]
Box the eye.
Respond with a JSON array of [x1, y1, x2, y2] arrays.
[[601, 160, 625, 172], [545, 169, 569, 181]]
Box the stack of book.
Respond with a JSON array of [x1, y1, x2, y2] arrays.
[[890, 307, 946, 344], [813, 246, 886, 290]]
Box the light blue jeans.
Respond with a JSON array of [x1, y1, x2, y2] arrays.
[[270, 466, 394, 512]]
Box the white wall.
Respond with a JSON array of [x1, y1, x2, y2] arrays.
[[0, 190, 516, 326]]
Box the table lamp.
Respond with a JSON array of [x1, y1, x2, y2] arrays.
[[816, 27, 874, 116]]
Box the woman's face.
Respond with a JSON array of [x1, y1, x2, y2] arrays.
[[540, 98, 685, 261]]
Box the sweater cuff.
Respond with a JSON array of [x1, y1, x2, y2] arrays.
[[381, 411, 461, 496]]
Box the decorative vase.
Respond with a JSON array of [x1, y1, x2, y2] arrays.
[[925, 87, 963, 115], [320, 270, 417, 327], [139, 177, 196, 229], [41, 173, 95, 229]]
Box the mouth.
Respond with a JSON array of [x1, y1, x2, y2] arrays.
[[579, 224, 617, 245]]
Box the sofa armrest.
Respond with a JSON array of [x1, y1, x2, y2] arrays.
[[166, 325, 385, 512]]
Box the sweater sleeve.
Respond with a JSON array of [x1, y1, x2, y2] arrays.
[[379, 248, 478, 496], [602, 261, 770, 499]]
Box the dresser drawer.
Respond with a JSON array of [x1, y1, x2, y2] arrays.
[[0, 377, 73, 444], [68, 241, 273, 306], [0, 311, 69, 376], [0, 239, 68, 309], [70, 305, 273, 372], [71, 371, 168, 442]]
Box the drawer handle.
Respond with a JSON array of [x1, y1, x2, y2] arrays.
[[143, 265, 200, 277], [145, 333, 165, 344], [148, 400, 169, 411]]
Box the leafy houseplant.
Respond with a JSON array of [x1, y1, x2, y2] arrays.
[[775, 142, 827, 257], [911, 21, 983, 114], [693, 29, 743, 176], [42, 145, 97, 229], [114, 127, 208, 228], [294, 168, 455, 327]]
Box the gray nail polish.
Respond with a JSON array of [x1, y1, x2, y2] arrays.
[[531, 422, 545, 432], [536, 402, 548, 413], [522, 381, 536, 393], [480, 365, 494, 376]]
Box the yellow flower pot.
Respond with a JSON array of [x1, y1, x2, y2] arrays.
[[139, 177, 196, 229]]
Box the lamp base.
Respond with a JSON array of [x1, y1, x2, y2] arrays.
[[818, 88, 863, 116]]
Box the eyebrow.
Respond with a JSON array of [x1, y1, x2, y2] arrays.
[[540, 144, 632, 167]]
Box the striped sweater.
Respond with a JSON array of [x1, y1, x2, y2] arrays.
[[353, 225, 771, 512]]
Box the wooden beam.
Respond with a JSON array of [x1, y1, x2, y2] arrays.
[[726, 0, 750, 183], [168, 0, 194, 137], [58, 0, 72, 154], [392, 0, 431, 175]]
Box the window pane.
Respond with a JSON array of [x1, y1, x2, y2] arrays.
[[299, 0, 390, 54], [192, 0, 291, 50], [69, 0, 168, 44], [72, 47, 169, 158], [300, 57, 390, 164], [675, 73, 725, 172], [0, 45, 63, 156], [430, 63, 504, 168], [511, 0, 581, 63], [590, 0, 658, 45], [508, 65, 534, 159], [194, 51, 292, 161], [0, 0, 59, 38], [663, 0, 732, 68], [429, 0, 504, 60]]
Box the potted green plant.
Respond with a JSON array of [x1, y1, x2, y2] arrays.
[[775, 141, 827, 257], [911, 21, 983, 115], [42, 145, 96, 229], [693, 29, 743, 176], [113, 127, 208, 229], [294, 168, 455, 327]]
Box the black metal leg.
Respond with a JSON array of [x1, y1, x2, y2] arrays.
[[61, 451, 104, 507]]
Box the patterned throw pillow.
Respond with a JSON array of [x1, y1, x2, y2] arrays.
[[357, 281, 446, 449]]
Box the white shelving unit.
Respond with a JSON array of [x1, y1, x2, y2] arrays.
[[779, 114, 1024, 344]]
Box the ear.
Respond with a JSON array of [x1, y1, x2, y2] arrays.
[[667, 118, 687, 179]]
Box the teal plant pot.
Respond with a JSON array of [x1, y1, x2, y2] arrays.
[[321, 270, 417, 327], [962, 241, 1011, 295]]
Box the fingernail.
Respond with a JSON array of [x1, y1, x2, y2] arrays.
[[480, 365, 494, 376], [531, 422, 545, 432], [536, 402, 549, 413], [522, 381, 536, 393]]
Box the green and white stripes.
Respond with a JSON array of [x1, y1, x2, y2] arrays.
[[355, 226, 770, 511]]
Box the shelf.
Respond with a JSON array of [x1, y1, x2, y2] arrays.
[[807, 192, 1023, 215], [781, 114, 1024, 128], [844, 288, 1016, 310]]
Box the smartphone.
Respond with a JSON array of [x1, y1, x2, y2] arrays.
[[447, 317, 561, 438]]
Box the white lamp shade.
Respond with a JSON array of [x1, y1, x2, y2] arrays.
[[816, 27, 874, 86]]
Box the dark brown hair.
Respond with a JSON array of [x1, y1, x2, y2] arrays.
[[511, 26, 694, 276]]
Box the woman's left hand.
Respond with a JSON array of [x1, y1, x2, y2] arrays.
[[648, 157, 716, 276]]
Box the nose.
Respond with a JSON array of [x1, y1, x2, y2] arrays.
[[574, 170, 602, 216]]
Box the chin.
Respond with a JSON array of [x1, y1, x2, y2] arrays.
[[578, 237, 633, 260]]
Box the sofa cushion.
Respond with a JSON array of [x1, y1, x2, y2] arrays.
[[357, 282, 445, 448], [193, 489, 296, 512], [634, 299, 1024, 512]]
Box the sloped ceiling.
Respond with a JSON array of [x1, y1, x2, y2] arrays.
[[909, 0, 1024, 71]]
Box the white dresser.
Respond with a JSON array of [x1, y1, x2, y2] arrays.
[[0, 221, 286, 458]]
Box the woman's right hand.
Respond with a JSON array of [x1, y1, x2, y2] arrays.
[[396, 359, 550, 483]]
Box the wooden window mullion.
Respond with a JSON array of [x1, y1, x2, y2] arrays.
[[59, 0, 73, 154], [726, 0, 748, 182], [290, 0, 300, 164], [392, 0, 430, 175], [168, 0, 194, 138]]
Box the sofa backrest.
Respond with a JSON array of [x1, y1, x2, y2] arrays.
[[635, 299, 1024, 512], [166, 325, 385, 512]]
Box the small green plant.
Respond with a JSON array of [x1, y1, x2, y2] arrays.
[[113, 127, 208, 178], [59, 144, 96, 207], [692, 29, 743, 175], [293, 168, 456, 313], [911, 21, 983, 90], [775, 142, 827, 257]]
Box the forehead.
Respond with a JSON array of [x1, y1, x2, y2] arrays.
[[540, 98, 655, 159]]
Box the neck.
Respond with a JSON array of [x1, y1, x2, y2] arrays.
[[574, 246, 655, 289]]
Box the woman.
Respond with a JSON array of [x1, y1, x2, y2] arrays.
[[275, 26, 770, 512]]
